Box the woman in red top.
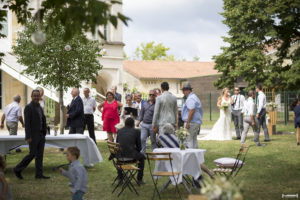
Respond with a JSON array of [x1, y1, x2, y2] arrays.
[[98, 91, 123, 142]]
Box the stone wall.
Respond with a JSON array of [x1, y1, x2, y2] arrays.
[[188, 74, 221, 96]]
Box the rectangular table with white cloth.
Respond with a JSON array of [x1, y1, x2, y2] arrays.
[[0, 134, 103, 166], [153, 148, 206, 193]]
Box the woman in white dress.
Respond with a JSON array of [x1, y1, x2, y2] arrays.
[[202, 88, 233, 140]]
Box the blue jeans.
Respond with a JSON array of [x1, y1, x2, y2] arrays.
[[140, 123, 157, 155], [72, 191, 84, 200]]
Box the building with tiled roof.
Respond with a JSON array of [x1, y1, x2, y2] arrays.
[[123, 60, 218, 79], [123, 60, 219, 97]]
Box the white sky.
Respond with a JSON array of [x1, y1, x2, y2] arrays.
[[123, 0, 229, 61]]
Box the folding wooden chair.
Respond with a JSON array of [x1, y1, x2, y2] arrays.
[[107, 141, 120, 186], [213, 144, 251, 179], [107, 141, 140, 197], [146, 152, 182, 200]]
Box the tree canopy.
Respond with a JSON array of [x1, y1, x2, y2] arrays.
[[214, 0, 300, 90], [134, 41, 175, 61], [13, 18, 102, 133], [0, 0, 130, 62], [13, 19, 102, 91]]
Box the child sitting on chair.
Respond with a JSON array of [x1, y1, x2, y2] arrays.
[[0, 155, 13, 200], [59, 147, 87, 200]]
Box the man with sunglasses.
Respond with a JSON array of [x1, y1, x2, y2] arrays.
[[137, 90, 157, 155]]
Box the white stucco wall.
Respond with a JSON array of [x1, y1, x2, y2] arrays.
[[123, 71, 184, 97]]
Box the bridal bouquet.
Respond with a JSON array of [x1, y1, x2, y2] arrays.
[[175, 127, 189, 150], [220, 101, 230, 111]]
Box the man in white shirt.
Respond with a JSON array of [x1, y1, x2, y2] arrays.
[[82, 88, 97, 143], [1, 95, 24, 133], [231, 87, 245, 140], [1, 95, 24, 152], [241, 90, 264, 146], [256, 83, 270, 142], [134, 92, 144, 118]]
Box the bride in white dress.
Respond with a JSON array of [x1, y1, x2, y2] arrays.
[[201, 88, 233, 140]]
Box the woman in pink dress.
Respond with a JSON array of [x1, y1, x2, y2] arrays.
[[98, 91, 123, 142]]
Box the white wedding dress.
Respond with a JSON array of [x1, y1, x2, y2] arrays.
[[201, 97, 232, 140]]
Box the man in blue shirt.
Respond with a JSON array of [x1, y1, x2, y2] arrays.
[[181, 83, 203, 149]]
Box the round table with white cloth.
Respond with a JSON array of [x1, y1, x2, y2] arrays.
[[153, 148, 206, 184]]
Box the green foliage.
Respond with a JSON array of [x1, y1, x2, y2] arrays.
[[131, 86, 138, 94], [0, 0, 129, 40], [123, 51, 129, 60], [0, 10, 6, 38], [0, 9, 6, 63], [0, 0, 130, 62], [134, 41, 175, 61], [12, 18, 102, 91], [5, 133, 300, 200], [193, 56, 200, 61], [214, 0, 300, 90], [122, 82, 129, 92]]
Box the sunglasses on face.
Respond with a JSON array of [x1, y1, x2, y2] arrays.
[[149, 94, 156, 96]]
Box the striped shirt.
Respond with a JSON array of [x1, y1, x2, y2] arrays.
[[158, 133, 180, 148]]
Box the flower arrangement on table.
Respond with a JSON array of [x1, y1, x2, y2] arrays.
[[266, 102, 278, 111], [201, 176, 243, 200], [220, 101, 231, 111], [175, 127, 189, 150]]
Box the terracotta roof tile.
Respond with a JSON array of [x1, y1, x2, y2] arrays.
[[123, 60, 218, 79]]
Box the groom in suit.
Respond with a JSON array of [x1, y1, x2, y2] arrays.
[[231, 87, 245, 140], [14, 90, 50, 179], [67, 88, 84, 134]]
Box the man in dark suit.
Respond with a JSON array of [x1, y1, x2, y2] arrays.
[[116, 117, 145, 185], [13, 90, 49, 179], [67, 88, 84, 134]]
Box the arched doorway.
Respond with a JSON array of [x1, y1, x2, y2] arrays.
[[94, 70, 113, 96]]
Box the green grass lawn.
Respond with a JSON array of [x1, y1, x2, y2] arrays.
[[201, 112, 295, 133], [4, 133, 300, 200]]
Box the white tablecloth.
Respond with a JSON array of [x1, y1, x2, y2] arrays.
[[0, 134, 103, 166], [153, 148, 206, 184]]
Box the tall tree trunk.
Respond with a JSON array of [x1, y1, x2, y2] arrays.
[[59, 88, 64, 135]]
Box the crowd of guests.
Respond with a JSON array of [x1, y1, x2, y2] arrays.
[[1, 81, 300, 200], [99, 81, 209, 185], [231, 84, 271, 146]]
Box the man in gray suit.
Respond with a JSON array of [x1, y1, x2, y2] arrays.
[[256, 83, 270, 142], [152, 82, 178, 135]]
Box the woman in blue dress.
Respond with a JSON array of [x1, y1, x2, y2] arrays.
[[291, 98, 300, 145]]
